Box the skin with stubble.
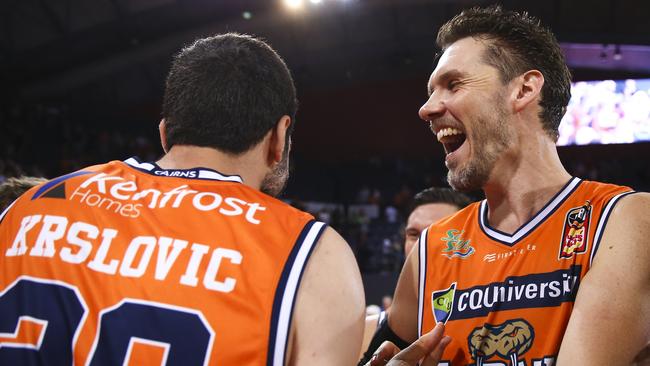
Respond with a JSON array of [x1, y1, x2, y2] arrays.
[[260, 143, 290, 197], [424, 38, 516, 193]]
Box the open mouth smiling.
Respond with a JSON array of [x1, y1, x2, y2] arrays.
[[436, 127, 467, 155]]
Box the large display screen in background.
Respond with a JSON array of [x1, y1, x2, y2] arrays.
[[557, 78, 650, 146]]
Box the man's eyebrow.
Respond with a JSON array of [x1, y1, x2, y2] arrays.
[[427, 69, 465, 96]]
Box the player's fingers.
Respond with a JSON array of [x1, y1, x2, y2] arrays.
[[365, 341, 401, 366], [420, 335, 452, 366], [390, 322, 446, 364]]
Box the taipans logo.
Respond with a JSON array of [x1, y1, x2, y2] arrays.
[[468, 319, 534, 366], [431, 283, 457, 324], [441, 229, 475, 259], [558, 200, 592, 259]]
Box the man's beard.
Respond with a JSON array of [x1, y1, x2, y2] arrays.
[[260, 149, 290, 197], [447, 102, 513, 192]]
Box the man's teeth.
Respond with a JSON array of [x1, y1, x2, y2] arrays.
[[436, 127, 463, 141]]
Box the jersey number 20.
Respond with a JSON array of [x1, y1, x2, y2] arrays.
[[0, 277, 214, 365]]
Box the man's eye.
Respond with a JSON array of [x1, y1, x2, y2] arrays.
[[448, 81, 459, 90]]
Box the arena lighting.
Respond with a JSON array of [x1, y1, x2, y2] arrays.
[[284, 0, 303, 10], [310, 0, 322, 3]]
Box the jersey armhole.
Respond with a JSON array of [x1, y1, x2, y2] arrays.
[[588, 191, 637, 268], [417, 227, 429, 338], [0, 199, 18, 225], [266, 220, 327, 366]]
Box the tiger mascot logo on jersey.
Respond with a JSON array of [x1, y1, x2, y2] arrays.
[[558, 200, 592, 259]]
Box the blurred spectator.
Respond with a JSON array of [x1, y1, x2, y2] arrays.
[[384, 205, 399, 223], [381, 295, 393, 311], [318, 209, 332, 224]]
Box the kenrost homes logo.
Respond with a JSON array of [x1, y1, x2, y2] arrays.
[[69, 173, 266, 223]]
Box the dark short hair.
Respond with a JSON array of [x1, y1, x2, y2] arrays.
[[436, 5, 571, 140], [407, 187, 473, 217], [162, 33, 298, 154], [0, 176, 47, 212]]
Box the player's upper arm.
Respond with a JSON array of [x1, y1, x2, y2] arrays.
[[288, 226, 366, 366], [387, 233, 421, 343], [557, 192, 650, 365]]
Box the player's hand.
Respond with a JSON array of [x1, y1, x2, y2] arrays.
[[364, 322, 451, 366]]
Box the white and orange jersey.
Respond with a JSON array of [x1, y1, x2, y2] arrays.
[[418, 178, 634, 366], [0, 157, 323, 366]]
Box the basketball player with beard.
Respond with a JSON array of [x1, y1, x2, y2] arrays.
[[0, 34, 365, 365], [361, 6, 649, 366]]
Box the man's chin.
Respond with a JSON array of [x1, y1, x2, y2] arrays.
[[260, 176, 288, 197], [260, 185, 284, 197], [447, 169, 484, 193]]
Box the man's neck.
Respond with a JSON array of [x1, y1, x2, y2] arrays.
[[482, 138, 571, 235], [155, 145, 266, 189]]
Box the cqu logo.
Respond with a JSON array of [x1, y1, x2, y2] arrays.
[[429, 266, 581, 322], [431, 283, 457, 324], [441, 229, 475, 259], [558, 201, 592, 259], [468, 319, 534, 366]]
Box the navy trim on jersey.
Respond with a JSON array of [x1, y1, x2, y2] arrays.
[[267, 220, 327, 366], [123, 157, 243, 183], [31, 171, 93, 200], [478, 177, 582, 246], [0, 199, 17, 225], [589, 191, 637, 267], [417, 228, 429, 338]]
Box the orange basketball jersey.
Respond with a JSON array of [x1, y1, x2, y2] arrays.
[[418, 178, 634, 366], [0, 157, 322, 366]]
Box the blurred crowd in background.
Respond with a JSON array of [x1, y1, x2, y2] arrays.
[[559, 79, 650, 145], [2, 103, 649, 275]]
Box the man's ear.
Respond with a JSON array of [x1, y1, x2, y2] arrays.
[[159, 119, 169, 153], [268, 115, 292, 164], [511, 70, 544, 112]]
